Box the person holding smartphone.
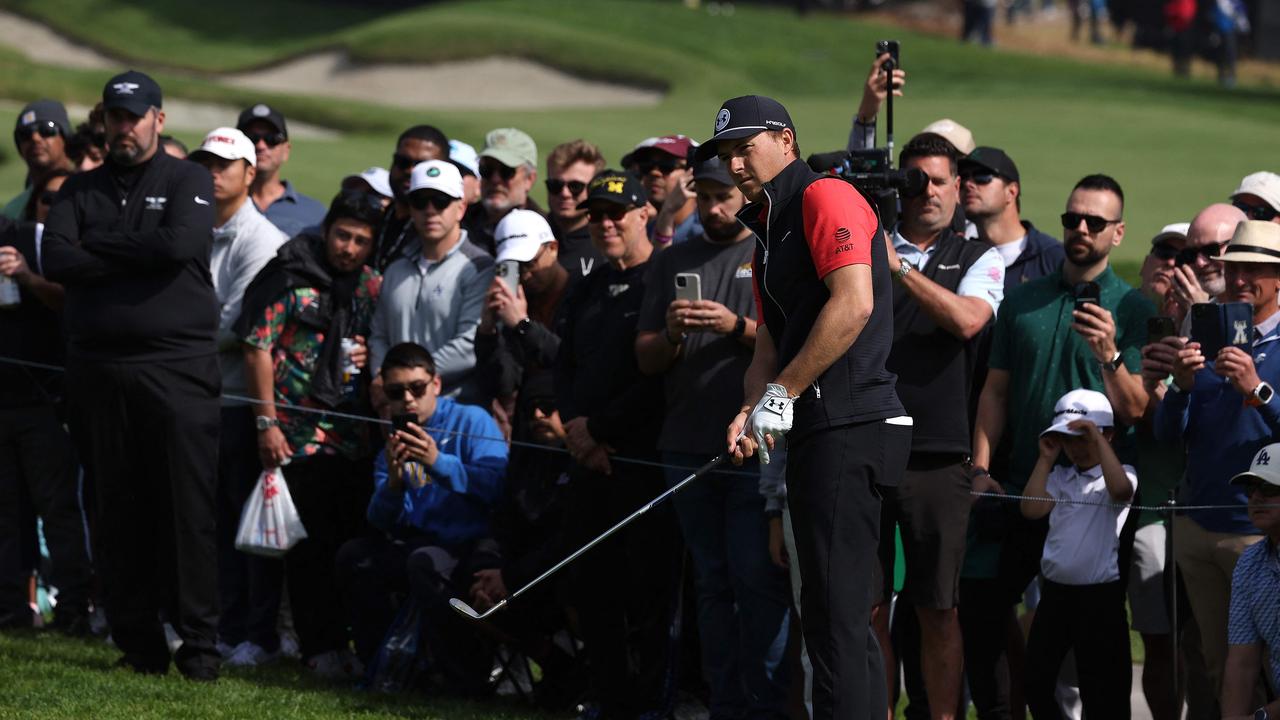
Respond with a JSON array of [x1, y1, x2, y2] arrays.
[[335, 342, 507, 686]]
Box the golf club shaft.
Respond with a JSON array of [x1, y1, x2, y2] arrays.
[[504, 452, 729, 606]]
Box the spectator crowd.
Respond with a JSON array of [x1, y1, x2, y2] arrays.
[[2, 58, 1280, 720]]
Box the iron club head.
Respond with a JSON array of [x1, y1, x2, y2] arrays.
[[449, 597, 482, 619]]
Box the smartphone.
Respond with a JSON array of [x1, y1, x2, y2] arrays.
[[1073, 281, 1100, 310], [495, 259, 519, 294], [391, 412, 417, 435], [1146, 316, 1176, 345], [674, 272, 702, 303], [1190, 303, 1224, 357], [875, 39, 901, 69]]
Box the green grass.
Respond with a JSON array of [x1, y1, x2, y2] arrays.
[[1, 0, 1278, 267], [0, 630, 558, 720]]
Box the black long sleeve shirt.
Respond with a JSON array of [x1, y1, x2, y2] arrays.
[[40, 151, 218, 362]]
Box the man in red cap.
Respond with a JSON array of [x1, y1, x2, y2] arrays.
[[623, 134, 704, 247]]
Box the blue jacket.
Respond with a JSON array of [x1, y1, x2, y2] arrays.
[[367, 397, 509, 547], [1004, 221, 1065, 290], [1155, 328, 1280, 534]]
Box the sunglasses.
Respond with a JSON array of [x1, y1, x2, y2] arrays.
[[634, 156, 682, 176], [545, 178, 587, 196], [1149, 241, 1179, 261], [14, 121, 61, 144], [385, 379, 432, 399], [1233, 199, 1279, 223], [479, 160, 518, 181], [961, 172, 997, 185], [1061, 212, 1121, 234], [1175, 243, 1225, 267], [407, 191, 457, 211], [587, 204, 635, 223], [1245, 482, 1280, 498], [243, 131, 286, 148]]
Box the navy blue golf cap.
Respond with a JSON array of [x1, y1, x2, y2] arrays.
[[102, 70, 162, 117], [694, 95, 795, 162]]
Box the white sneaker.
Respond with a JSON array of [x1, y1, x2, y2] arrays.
[[226, 641, 278, 668], [163, 623, 183, 653]]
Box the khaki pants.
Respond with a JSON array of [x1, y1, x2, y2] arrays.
[[1172, 515, 1262, 697]]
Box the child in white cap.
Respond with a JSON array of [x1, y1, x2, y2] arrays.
[[1020, 388, 1138, 718]]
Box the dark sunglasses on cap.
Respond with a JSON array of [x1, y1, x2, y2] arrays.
[[244, 131, 286, 148], [1233, 198, 1280, 222], [479, 159, 518, 181], [1149, 241, 1179, 261], [1061, 211, 1121, 234], [1175, 243, 1225, 267], [588, 204, 635, 223], [385, 379, 432, 399], [14, 121, 61, 144], [407, 191, 457, 212], [545, 178, 587, 196], [960, 171, 998, 185], [634, 155, 682, 176]]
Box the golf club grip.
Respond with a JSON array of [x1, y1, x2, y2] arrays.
[[507, 453, 729, 605]]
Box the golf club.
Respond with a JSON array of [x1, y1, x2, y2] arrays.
[[450, 451, 732, 621]]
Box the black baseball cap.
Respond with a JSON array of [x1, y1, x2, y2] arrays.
[[694, 95, 795, 162], [13, 99, 70, 146], [102, 70, 162, 117], [959, 146, 1020, 183], [692, 155, 735, 187], [576, 169, 648, 210], [237, 103, 288, 138]]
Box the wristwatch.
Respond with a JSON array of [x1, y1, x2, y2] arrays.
[[255, 415, 280, 431], [1254, 707, 1268, 720], [730, 315, 747, 339], [894, 261, 912, 283], [515, 317, 532, 335], [1101, 351, 1124, 373], [1247, 381, 1275, 407]]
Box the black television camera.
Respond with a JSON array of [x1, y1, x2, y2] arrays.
[[806, 39, 921, 229]]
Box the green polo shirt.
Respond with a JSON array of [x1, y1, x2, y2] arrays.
[[963, 265, 1154, 578]]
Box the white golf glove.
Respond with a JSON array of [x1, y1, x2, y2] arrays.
[[747, 383, 794, 465]]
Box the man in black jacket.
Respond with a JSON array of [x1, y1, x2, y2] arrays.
[[40, 70, 222, 680], [554, 170, 675, 719], [710, 95, 911, 720]]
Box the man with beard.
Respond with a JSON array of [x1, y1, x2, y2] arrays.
[[4, 100, 74, 219], [474, 128, 544, 255], [960, 147, 1064, 289], [965, 174, 1153, 717], [40, 70, 222, 679], [373, 125, 450, 272], [544, 139, 605, 278], [1166, 203, 1248, 328], [635, 155, 791, 719]]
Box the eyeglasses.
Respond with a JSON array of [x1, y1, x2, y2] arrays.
[[545, 178, 587, 196], [479, 160, 518, 181], [14, 121, 61, 144], [1149, 241, 1179, 261], [1175, 243, 1225, 267], [1061, 212, 1121, 234], [243, 131, 286, 148], [634, 156, 682, 176], [1233, 199, 1279, 223], [961, 172, 997, 185], [385, 380, 432, 399], [588, 205, 635, 223], [407, 191, 457, 211]]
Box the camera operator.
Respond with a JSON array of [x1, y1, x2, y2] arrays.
[[709, 94, 911, 720], [873, 132, 1003, 720]]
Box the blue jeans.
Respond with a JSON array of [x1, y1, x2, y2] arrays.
[[663, 452, 790, 720]]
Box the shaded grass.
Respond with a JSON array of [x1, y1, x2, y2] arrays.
[[0, 630, 556, 720]]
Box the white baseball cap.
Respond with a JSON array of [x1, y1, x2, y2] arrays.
[[408, 160, 463, 199], [920, 118, 975, 156], [1040, 389, 1115, 437], [1230, 443, 1280, 488], [495, 209, 555, 263], [1152, 222, 1190, 245], [1232, 171, 1280, 212], [190, 127, 256, 167], [342, 167, 392, 199], [448, 139, 480, 177]]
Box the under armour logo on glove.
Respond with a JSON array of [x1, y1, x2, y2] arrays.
[[748, 383, 795, 465]]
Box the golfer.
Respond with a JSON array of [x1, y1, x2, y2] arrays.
[[707, 95, 911, 719]]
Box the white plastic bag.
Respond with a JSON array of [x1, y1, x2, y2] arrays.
[[235, 468, 308, 557]]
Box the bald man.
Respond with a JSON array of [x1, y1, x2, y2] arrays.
[[1167, 203, 1248, 325]]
